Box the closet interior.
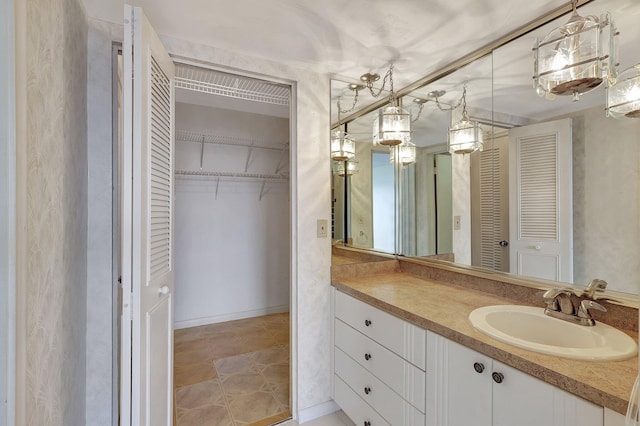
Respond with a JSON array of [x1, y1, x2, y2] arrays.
[[172, 63, 292, 426]]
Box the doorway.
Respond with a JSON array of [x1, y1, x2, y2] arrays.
[[171, 63, 292, 425], [115, 56, 292, 425]]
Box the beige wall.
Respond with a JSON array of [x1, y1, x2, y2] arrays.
[[15, 0, 89, 424]]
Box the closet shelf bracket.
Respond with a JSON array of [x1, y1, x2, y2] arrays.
[[274, 144, 289, 174], [259, 180, 267, 201], [199, 135, 205, 170], [215, 177, 220, 200], [245, 146, 253, 173]]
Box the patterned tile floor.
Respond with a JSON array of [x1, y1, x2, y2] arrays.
[[174, 313, 291, 426]]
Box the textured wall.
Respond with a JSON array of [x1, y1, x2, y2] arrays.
[[572, 106, 640, 294], [24, 0, 88, 424]]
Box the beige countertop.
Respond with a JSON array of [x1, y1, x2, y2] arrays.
[[332, 270, 638, 415]]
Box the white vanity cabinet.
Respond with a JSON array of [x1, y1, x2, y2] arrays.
[[426, 331, 604, 426], [333, 290, 427, 426]]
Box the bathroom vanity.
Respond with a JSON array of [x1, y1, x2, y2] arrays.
[[331, 258, 636, 426]]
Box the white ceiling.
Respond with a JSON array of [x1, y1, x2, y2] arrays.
[[85, 0, 640, 130], [84, 0, 572, 89], [339, 0, 640, 147]]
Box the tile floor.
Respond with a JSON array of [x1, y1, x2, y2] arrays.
[[174, 313, 291, 426]]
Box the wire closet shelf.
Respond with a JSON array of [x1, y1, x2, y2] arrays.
[[175, 64, 290, 106]]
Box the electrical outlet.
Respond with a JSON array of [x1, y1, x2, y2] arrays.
[[454, 215, 461, 230], [317, 219, 328, 238]]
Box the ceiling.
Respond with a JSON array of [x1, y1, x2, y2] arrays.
[[85, 0, 639, 131], [84, 0, 572, 91], [337, 0, 640, 147]]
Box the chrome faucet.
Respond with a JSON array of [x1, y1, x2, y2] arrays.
[[541, 281, 608, 326], [542, 288, 575, 315]]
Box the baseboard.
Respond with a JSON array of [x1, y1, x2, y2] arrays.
[[174, 305, 289, 329], [297, 400, 340, 424]]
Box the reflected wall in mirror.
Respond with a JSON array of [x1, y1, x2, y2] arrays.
[[403, 0, 640, 295], [400, 53, 493, 262], [331, 0, 640, 296], [331, 108, 397, 254], [486, 0, 640, 294]]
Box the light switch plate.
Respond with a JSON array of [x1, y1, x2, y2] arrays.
[[454, 215, 461, 230], [317, 219, 328, 238]]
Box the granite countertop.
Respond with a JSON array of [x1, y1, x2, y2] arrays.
[[332, 270, 638, 415]]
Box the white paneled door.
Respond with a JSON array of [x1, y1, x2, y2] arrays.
[[121, 5, 175, 426]]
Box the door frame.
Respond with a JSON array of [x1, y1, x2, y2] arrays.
[[1, 0, 16, 423], [113, 54, 299, 420]]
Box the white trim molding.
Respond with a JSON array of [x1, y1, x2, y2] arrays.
[[173, 305, 289, 330], [297, 400, 340, 424]]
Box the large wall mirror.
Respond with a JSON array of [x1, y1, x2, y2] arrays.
[[331, 0, 640, 296]]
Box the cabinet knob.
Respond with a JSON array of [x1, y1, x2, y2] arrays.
[[473, 362, 485, 374], [365, 319, 372, 327], [492, 372, 504, 384], [364, 353, 372, 361], [364, 386, 371, 395], [364, 422, 371, 426]]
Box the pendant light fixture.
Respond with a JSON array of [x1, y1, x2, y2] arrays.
[[533, 0, 617, 102], [607, 64, 640, 118], [446, 85, 483, 155], [332, 160, 359, 177], [360, 65, 412, 146], [331, 84, 364, 161], [390, 142, 417, 166]]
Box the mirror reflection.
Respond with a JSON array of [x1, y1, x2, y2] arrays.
[[331, 0, 640, 296]]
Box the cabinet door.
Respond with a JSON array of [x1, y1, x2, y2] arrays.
[[427, 332, 492, 426], [492, 361, 603, 426]]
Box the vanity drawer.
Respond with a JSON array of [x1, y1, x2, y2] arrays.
[[335, 347, 426, 426], [335, 319, 426, 412], [334, 375, 391, 426], [335, 290, 426, 370]]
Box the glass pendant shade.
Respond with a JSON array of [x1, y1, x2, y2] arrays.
[[533, 10, 616, 101], [390, 142, 416, 165], [330, 129, 356, 161], [332, 160, 358, 177], [448, 118, 483, 155], [373, 105, 412, 146], [607, 64, 640, 118]]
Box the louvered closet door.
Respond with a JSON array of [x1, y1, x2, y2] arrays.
[[471, 133, 509, 272], [122, 5, 175, 426], [508, 118, 572, 282]]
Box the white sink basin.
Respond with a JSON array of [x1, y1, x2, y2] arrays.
[[468, 305, 637, 361]]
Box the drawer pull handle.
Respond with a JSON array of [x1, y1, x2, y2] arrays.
[[492, 372, 504, 384], [364, 422, 371, 426], [364, 319, 372, 327], [364, 386, 371, 395], [473, 362, 485, 374], [364, 353, 372, 361]]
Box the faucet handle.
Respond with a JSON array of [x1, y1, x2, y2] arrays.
[[577, 300, 607, 323], [584, 279, 608, 298]]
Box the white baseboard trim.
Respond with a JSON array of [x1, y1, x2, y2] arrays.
[[174, 304, 289, 330], [297, 400, 340, 424]]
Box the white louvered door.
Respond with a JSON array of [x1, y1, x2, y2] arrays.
[[122, 5, 175, 426], [471, 132, 509, 272], [508, 118, 572, 282]]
